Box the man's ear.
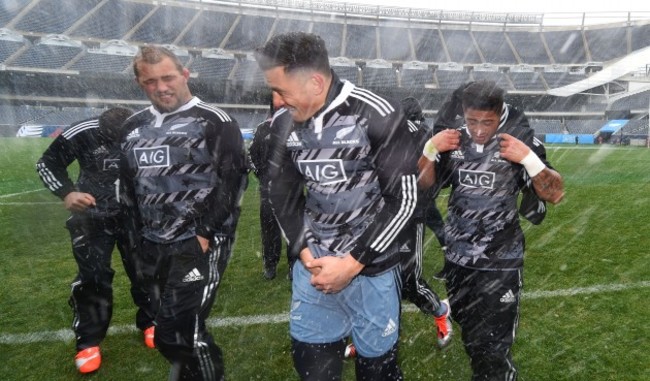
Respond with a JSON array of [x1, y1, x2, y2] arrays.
[[311, 72, 326, 96]]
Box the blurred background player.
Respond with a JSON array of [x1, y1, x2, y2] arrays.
[[36, 107, 152, 374], [347, 97, 452, 360], [418, 80, 564, 380], [120, 46, 248, 381], [402, 96, 446, 250], [249, 92, 295, 280], [397, 96, 452, 347]]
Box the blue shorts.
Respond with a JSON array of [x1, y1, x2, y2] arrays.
[[289, 261, 401, 358]]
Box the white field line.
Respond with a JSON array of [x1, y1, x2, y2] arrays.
[[0, 188, 46, 199], [0, 201, 60, 205], [1, 280, 648, 345], [0, 188, 57, 205]]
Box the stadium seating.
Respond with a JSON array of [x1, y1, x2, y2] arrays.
[[14, 0, 102, 35], [400, 61, 434, 88], [378, 26, 412, 61], [529, 119, 565, 134], [473, 30, 518, 65], [70, 40, 137, 74], [435, 62, 470, 89], [231, 54, 267, 92], [130, 5, 197, 45], [0, 0, 648, 140], [620, 118, 649, 135], [188, 49, 236, 79], [471, 64, 514, 91], [178, 9, 238, 49], [544, 30, 587, 64], [70, 0, 154, 41], [410, 28, 447, 63], [362, 59, 397, 89], [630, 23, 650, 52], [0, 28, 28, 63], [507, 31, 551, 64], [344, 24, 377, 60], [272, 17, 312, 35], [224, 14, 275, 52], [585, 26, 628, 63], [311, 22, 344, 57], [0, 0, 31, 27], [331, 57, 360, 85], [610, 89, 650, 112], [543, 65, 588, 89], [441, 30, 482, 64], [10, 35, 83, 69], [508, 65, 546, 91], [565, 119, 606, 134]]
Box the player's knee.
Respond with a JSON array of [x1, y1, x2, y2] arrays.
[[355, 342, 402, 381], [291, 338, 345, 381]]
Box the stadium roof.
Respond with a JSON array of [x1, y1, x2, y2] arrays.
[[548, 46, 650, 97]]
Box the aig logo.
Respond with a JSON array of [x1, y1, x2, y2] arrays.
[[298, 159, 347, 185], [459, 169, 495, 189], [134, 145, 170, 168]]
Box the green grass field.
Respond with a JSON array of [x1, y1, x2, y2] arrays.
[[1, 138, 649, 380]]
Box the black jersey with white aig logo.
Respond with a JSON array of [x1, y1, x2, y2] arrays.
[[268, 74, 419, 276], [120, 97, 247, 244], [437, 105, 552, 271], [36, 117, 122, 217]]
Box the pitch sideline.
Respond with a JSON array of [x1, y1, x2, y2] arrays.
[[0, 188, 46, 199], [1, 280, 648, 345]]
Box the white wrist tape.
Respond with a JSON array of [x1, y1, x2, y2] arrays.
[[520, 150, 546, 177], [422, 140, 439, 161]]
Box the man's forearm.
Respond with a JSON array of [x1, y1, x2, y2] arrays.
[[532, 168, 564, 204]]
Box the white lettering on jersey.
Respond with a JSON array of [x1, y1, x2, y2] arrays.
[[459, 169, 495, 189], [103, 159, 119, 171], [298, 159, 347, 185], [134, 146, 170, 168]]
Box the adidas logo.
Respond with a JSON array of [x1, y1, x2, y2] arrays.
[[450, 150, 465, 160], [286, 132, 302, 147], [382, 318, 397, 337], [182, 268, 204, 283], [500, 289, 516, 303], [399, 243, 411, 253], [92, 146, 109, 156]]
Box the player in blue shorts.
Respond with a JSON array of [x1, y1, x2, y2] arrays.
[[255, 32, 419, 380]]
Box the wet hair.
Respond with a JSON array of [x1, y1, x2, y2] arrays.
[[400, 96, 424, 123], [461, 80, 504, 114], [254, 32, 331, 75], [133, 45, 184, 78], [98, 107, 134, 142]]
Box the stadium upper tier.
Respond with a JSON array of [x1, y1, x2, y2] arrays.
[[0, 0, 649, 91]]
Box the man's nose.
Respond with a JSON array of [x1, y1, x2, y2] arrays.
[[272, 92, 285, 109]]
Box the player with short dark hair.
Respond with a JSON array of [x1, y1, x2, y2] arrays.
[[418, 80, 564, 380], [255, 32, 418, 381], [120, 45, 248, 381], [36, 107, 152, 374]]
